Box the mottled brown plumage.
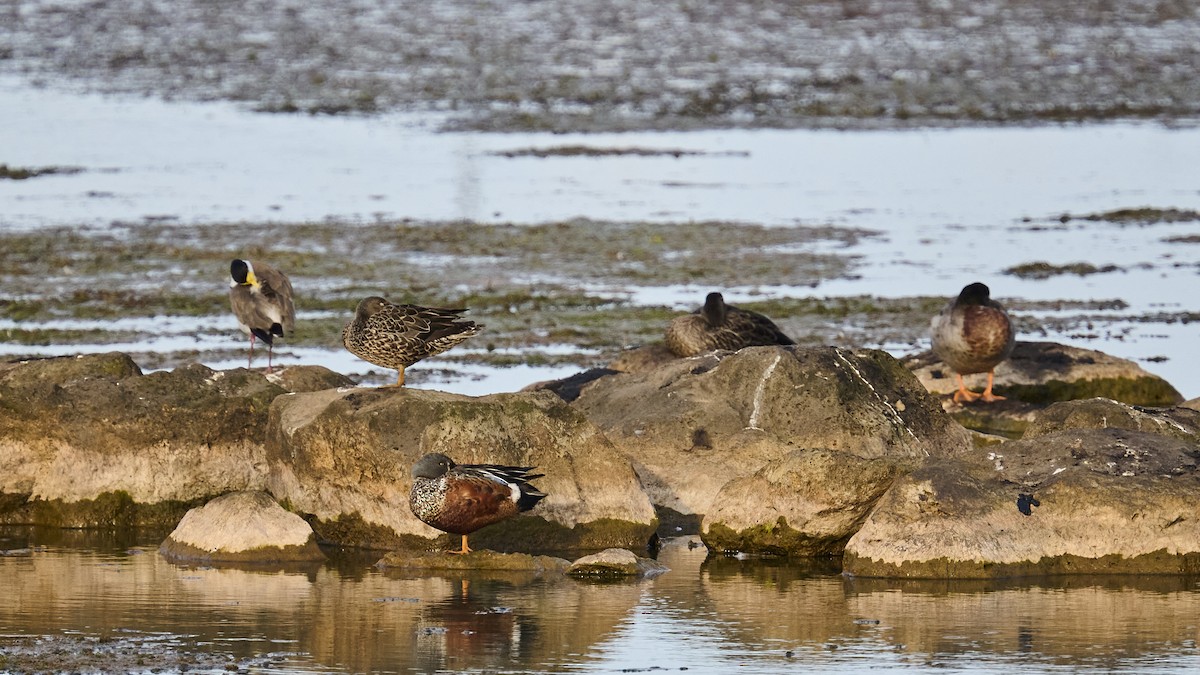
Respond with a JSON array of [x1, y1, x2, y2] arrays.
[[665, 292, 794, 357], [931, 282, 1016, 403], [229, 259, 295, 372], [409, 452, 547, 554], [342, 296, 482, 386]]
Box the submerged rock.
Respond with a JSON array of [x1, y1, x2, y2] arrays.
[[572, 346, 972, 556], [159, 491, 325, 563], [265, 386, 657, 552], [566, 548, 668, 578], [376, 549, 570, 574]]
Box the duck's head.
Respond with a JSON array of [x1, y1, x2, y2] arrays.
[[355, 296, 390, 319], [412, 452, 456, 479], [957, 282, 991, 305], [230, 259, 258, 288], [701, 292, 728, 326]]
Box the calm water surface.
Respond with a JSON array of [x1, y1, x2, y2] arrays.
[[2, 528, 1198, 674]]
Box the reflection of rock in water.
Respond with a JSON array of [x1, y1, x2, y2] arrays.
[[843, 576, 1200, 663]]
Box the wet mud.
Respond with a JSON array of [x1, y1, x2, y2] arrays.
[[3, 1, 1199, 132]]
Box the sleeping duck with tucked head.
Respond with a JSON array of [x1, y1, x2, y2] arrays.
[[665, 291, 794, 357]]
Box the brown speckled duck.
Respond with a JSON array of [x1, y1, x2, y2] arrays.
[[665, 291, 794, 357], [228, 259, 295, 372], [408, 452, 547, 555], [930, 282, 1016, 403], [341, 296, 482, 386]]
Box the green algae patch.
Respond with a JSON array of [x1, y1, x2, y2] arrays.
[[1002, 376, 1182, 407], [462, 516, 658, 554], [1003, 261, 1121, 280], [703, 518, 850, 558], [0, 164, 84, 180], [845, 549, 1200, 579], [306, 512, 429, 551], [0, 491, 205, 529]]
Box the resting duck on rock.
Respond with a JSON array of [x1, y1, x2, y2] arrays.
[[665, 291, 794, 357], [408, 453, 547, 555], [930, 282, 1016, 403]]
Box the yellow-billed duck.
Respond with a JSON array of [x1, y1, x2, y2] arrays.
[[342, 296, 482, 387], [229, 259, 295, 372], [665, 291, 794, 357], [930, 281, 1016, 403], [409, 452, 547, 555]]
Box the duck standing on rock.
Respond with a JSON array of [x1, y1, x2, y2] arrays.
[[342, 296, 482, 387], [409, 452, 547, 555], [931, 282, 1016, 403], [229, 259, 295, 372], [665, 291, 794, 357]]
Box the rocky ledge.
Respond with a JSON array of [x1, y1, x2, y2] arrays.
[[1, 344, 1196, 578]]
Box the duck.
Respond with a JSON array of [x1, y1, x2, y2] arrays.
[[930, 282, 1016, 403], [229, 259, 295, 372], [408, 452, 547, 554], [341, 296, 482, 387], [665, 291, 794, 357]]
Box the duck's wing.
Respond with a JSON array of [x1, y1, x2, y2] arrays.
[[727, 308, 795, 346], [253, 263, 296, 333], [457, 464, 547, 512]]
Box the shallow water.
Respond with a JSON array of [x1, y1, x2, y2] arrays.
[[2, 78, 1199, 396], [1, 529, 1198, 674]]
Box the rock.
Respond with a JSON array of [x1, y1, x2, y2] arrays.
[[0, 358, 286, 526], [906, 341, 1184, 437], [159, 491, 325, 563], [702, 449, 907, 556], [265, 386, 657, 551], [572, 346, 971, 551], [1023, 397, 1200, 442], [607, 344, 676, 374], [567, 548, 669, 578], [265, 365, 357, 393], [844, 428, 1200, 578], [521, 367, 620, 402], [376, 549, 571, 573], [909, 340, 1182, 404]]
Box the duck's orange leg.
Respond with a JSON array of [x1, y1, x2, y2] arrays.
[[952, 373, 981, 403], [979, 371, 1006, 402], [447, 534, 472, 555]]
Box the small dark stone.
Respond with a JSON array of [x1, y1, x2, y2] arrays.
[[1016, 493, 1040, 516]]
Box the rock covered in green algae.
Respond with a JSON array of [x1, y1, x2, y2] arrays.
[[566, 548, 668, 578], [906, 341, 1184, 437], [160, 490, 326, 563], [264, 385, 658, 551], [376, 549, 570, 574], [0, 354, 377, 528]]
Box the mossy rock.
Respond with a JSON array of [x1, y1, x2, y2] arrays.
[[703, 518, 849, 558], [0, 491, 205, 528]]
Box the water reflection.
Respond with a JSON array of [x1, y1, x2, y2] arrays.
[[1, 528, 1198, 673]]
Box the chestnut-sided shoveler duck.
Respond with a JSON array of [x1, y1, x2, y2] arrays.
[[229, 259, 295, 372], [341, 296, 482, 387], [930, 282, 1016, 403], [408, 452, 547, 554], [665, 291, 794, 357]]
